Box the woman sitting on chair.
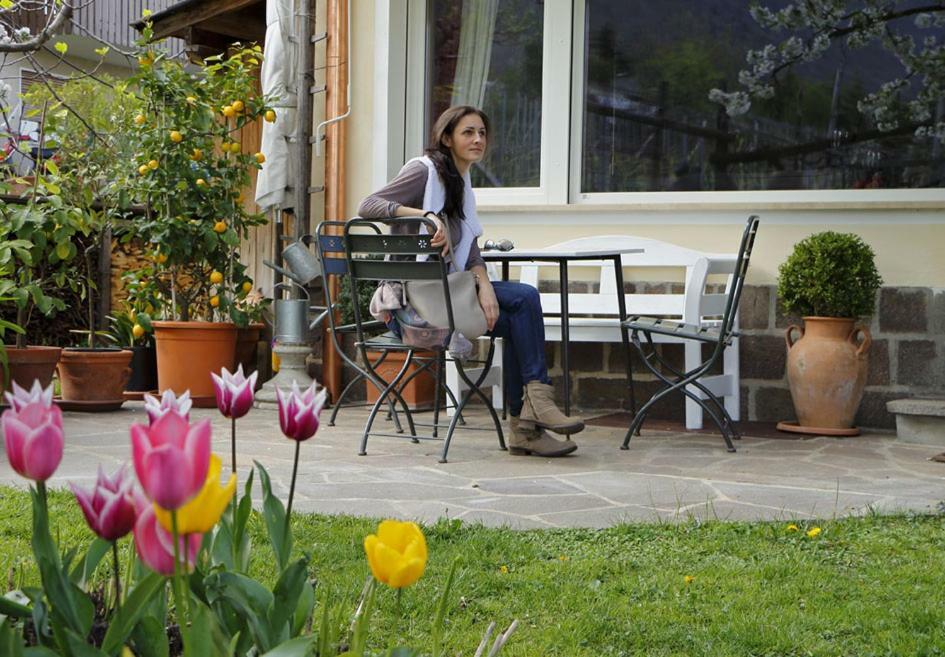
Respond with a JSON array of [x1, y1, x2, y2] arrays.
[[357, 105, 581, 458]]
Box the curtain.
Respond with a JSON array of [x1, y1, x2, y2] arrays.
[[450, 0, 499, 108]]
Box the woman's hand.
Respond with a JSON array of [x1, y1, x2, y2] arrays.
[[477, 279, 499, 331], [429, 217, 450, 258]]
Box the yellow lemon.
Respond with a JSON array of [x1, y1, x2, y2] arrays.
[[147, 159, 159, 170], [242, 281, 253, 293], [254, 152, 266, 164], [231, 100, 244, 112], [210, 270, 224, 284], [213, 221, 227, 233], [134, 114, 146, 126], [138, 164, 149, 176], [222, 105, 236, 118], [132, 324, 145, 339], [191, 148, 203, 161], [264, 109, 276, 123], [196, 178, 207, 187], [229, 142, 241, 154], [209, 295, 220, 308], [156, 253, 168, 264], [186, 96, 197, 104], [169, 130, 183, 143]]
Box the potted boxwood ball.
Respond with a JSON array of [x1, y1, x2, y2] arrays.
[[777, 231, 883, 435]]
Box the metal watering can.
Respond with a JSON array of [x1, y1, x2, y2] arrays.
[[273, 282, 310, 345], [264, 235, 322, 286]]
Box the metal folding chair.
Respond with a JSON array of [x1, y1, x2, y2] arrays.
[[344, 217, 505, 463], [620, 215, 760, 452]]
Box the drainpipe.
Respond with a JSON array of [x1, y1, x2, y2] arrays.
[[322, 0, 349, 401]]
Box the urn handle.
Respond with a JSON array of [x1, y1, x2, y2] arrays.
[[785, 324, 804, 350], [849, 325, 872, 356]]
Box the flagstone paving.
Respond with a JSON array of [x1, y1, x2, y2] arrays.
[[4, 402, 944, 529]]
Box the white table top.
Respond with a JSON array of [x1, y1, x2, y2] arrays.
[[481, 246, 645, 260]]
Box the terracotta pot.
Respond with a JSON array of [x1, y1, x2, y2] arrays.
[[58, 348, 133, 402], [0, 345, 62, 397], [365, 349, 437, 411], [235, 322, 265, 378], [126, 345, 158, 392], [153, 321, 237, 408], [785, 317, 871, 429]]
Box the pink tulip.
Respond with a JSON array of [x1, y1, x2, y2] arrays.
[[3, 379, 53, 411], [70, 466, 138, 541], [143, 390, 192, 425], [2, 381, 64, 482], [133, 502, 201, 576], [131, 411, 210, 510], [276, 382, 328, 442], [211, 365, 257, 419]]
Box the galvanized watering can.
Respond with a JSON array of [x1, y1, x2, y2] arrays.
[[273, 282, 310, 345]]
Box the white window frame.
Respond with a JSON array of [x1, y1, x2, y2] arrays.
[[390, 0, 945, 211]]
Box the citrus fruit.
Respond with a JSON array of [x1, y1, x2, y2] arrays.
[[229, 142, 241, 154], [222, 105, 236, 118], [134, 114, 146, 125], [264, 109, 276, 123], [132, 324, 145, 339], [148, 159, 158, 170], [210, 270, 224, 284], [209, 295, 220, 308], [138, 164, 149, 175], [232, 100, 244, 112], [191, 148, 203, 161], [169, 130, 183, 143], [196, 178, 207, 187], [254, 152, 266, 164], [156, 253, 168, 264], [242, 281, 253, 293], [186, 96, 197, 104], [213, 221, 227, 233]]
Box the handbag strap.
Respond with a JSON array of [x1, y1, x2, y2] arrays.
[[429, 212, 457, 271]]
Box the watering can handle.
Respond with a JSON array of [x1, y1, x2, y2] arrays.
[[273, 281, 311, 300]]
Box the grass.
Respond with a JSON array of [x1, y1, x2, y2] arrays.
[[1, 485, 944, 656]]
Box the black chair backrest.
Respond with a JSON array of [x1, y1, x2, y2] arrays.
[[720, 215, 760, 339], [314, 220, 352, 334], [343, 217, 455, 342]]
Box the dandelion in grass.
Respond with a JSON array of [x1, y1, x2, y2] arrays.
[[806, 526, 822, 538], [500, 565, 509, 574], [786, 523, 799, 532], [558, 555, 569, 562], [684, 575, 695, 585]]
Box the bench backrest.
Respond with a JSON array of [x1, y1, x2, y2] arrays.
[[516, 235, 737, 324]]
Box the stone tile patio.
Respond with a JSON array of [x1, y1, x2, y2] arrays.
[[4, 402, 944, 529]]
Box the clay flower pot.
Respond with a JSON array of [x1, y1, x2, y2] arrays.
[[235, 322, 265, 379], [1, 345, 62, 398], [364, 349, 437, 411], [784, 317, 871, 433], [153, 321, 238, 408], [57, 348, 133, 403]]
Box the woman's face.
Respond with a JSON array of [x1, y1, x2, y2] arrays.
[[443, 113, 487, 169]]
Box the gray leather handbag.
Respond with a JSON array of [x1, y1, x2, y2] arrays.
[[403, 218, 487, 339]]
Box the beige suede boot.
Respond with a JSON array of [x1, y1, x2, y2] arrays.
[[508, 417, 577, 457], [519, 381, 585, 434]]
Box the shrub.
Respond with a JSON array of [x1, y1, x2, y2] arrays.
[[777, 231, 883, 318]]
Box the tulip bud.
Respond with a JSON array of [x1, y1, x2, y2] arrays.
[[211, 365, 258, 419], [2, 381, 64, 483], [143, 389, 192, 425], [363, 520, 428, 589], [71, 466, 138, 541], [131, 412, 211, 510], [276, 382, 328, 442]]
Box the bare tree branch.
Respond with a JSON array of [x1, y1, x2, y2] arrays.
[[0, 1, 74, 53]]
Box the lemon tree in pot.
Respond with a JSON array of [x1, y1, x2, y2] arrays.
[[129, 28, 271, 406], [777, 231, 883, 435]]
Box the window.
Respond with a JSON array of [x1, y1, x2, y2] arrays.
[[427, 0, 544, 188]]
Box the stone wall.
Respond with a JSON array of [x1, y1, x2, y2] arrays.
[[554, 283, 945, 429]]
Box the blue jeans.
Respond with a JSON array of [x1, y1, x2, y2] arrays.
[[386, 280, 551, 416], [489, 281, 552, 416]]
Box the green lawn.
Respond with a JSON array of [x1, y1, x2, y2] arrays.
[[1, 486, 944, 656]]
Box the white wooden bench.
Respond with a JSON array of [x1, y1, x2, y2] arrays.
[[447, 236, 740, 430]]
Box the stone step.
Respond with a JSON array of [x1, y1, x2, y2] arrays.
[[887, 398, 945, 446]]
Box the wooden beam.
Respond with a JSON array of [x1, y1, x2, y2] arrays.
[[149, 0, 261, 40], [203, 9, 266, 43]]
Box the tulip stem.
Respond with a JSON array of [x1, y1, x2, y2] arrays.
[[37, 481, 48, 516], [283, 440, 301, 551], [111, 541, 122, 615], [170, 511, 189, 630], [230, 416, 237, 474]]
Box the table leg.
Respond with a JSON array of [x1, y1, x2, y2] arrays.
[[559, 260, 570, 416], [612, 254, 636, 416]]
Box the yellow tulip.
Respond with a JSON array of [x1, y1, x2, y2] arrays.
[[363, 520, 427, 589], [155, 454, 235, 535]]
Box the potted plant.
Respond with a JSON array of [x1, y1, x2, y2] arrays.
[[336, 278, 437, 410], [129, 27, 271, 406], [777, 231, 883, 435], [107, 306, 157, 395], [234, 284, 270, 381]]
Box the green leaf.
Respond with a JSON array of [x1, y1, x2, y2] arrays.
[[101, 572, 165, 654], [94, 46, 110, 57], [0, 592, 32, 619], [69, 538, 111, 587], [24, 649, 60, 657], [291, 580, 314, 638], [255, 462, 291, 571], [44, 160, 59, 176], [62, 627, 107, 656], [259, 637, 316, 657], [268, 558, 308, 640], [0, 0, 15, 10], [30, 488, 85, 636], [130, 615, 169, 657], [205, 572, 275, 651], [0, 619, 24, 657], [54, 42, 68, 55]]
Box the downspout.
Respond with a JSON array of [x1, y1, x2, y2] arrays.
[[322, 0, 350, 401]]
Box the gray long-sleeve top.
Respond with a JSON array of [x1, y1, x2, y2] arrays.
[[357, 160, 485, 271]]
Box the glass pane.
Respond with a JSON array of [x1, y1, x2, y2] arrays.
[[429, 0, 543, 188], [582, 0, 945, 192]]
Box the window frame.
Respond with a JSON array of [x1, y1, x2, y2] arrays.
[[399, 0, 945, 210]]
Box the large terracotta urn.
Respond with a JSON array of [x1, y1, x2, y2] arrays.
[[785, 317, 871, 431], [153, 321, 237, 408]]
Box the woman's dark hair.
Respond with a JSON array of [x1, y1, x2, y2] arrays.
[[424, 105, 490, 220]]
